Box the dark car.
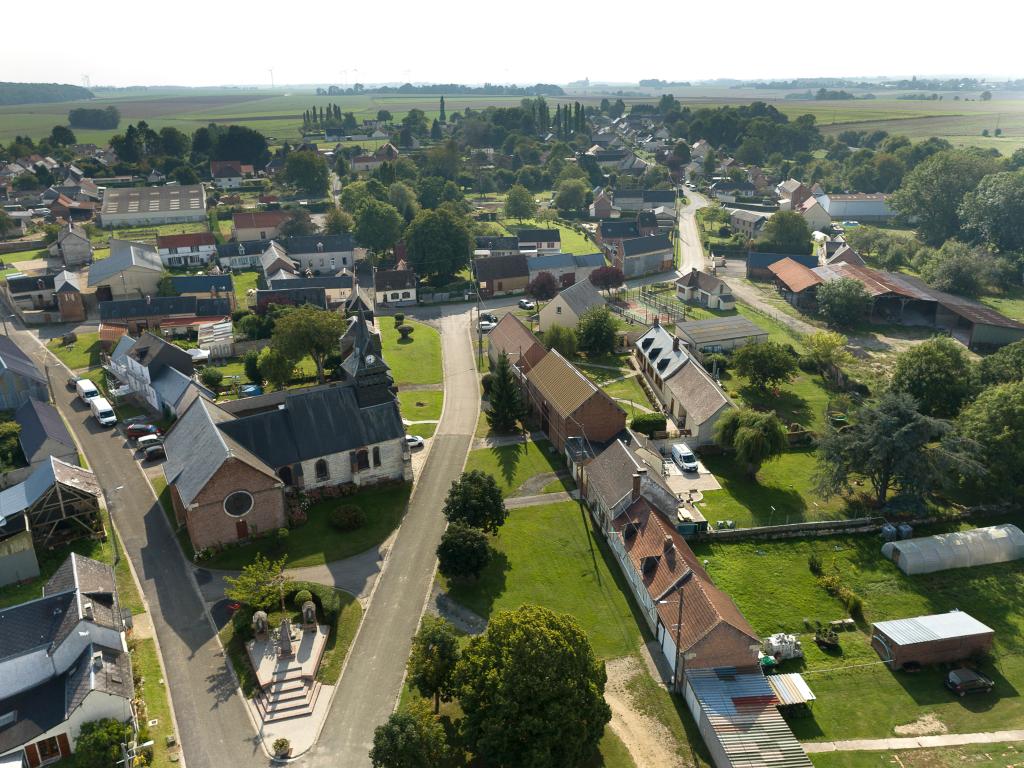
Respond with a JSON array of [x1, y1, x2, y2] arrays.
[[480, 312, 499, 324], [125, 423, 162, 440], [945, 669, 994, 697], [143, 444, 166, 462]]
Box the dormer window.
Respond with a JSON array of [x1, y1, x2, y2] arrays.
[[0, 711, 16, 728]]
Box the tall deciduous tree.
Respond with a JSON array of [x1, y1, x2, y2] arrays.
[[487, 352, 527, 433], [815, 277, 872, 327], [408, 617, 460, 713], [355, 198, 404, 256], [758, 210, 812, 255], [733, 341, 797, 392], [815, 391, 980, 506], [554, 178, 588, 215], [957, 381, 1024, 495], [225, 553, 292, 611], [890, 336, 977, 418], [526, 271, 558, 302], [455, 606, 610, 768], [890, 149, 1001, 244], [324, 206, 354, 234], [437, 523, 492, 581], [804, 331, 852, 377], [271, 305, 347, 384], [576, 305, 618, 356], [388, 181, 420, 223], [979, 339, 1024, 386], [544, 325, 578, 358], [369, 700, 447, 768], [589, 265, 624, 295], [504, 184, 536, 221], [442, 470, 508, 534], [713, 408, 787, 479], [284, 150, 329, 196], [258, 346, 295, 390], [405, 206, 472, 280]]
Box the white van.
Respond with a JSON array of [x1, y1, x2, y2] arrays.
[[75, 378, 100, 402], [89, 396, 117, 427], [671, 442, 699, 473]]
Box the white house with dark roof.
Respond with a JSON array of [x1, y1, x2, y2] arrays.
[[675, 268, 736, 310], [538, 277, 606, 332], [633, 324, 733, 446], [0, 554, 133, 767], [87, 239, 164, 300]]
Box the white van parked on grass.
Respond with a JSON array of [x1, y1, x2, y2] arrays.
[[671, 442, 699, 473], [90, 396, 116, 427]]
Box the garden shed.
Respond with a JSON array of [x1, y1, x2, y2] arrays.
[[871, 611, 994, 667], [881, 524, 1024, 575]]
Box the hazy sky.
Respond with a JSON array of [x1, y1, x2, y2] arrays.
[[18, 0, 1023, 88]]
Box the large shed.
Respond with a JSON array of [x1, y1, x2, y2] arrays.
[[881, 524, 1024, 575], [871, 611, 994, 667]]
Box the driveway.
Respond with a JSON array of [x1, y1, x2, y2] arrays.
[[2, 323, 258, 768], [299, 306, 479, 768]]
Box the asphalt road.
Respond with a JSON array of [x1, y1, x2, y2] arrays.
[[4, 323, 258, 768], [678, 188, 709, 274], [300, 307, 479, 768]]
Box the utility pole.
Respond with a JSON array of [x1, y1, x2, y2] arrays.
[[268, 69, 275, 89]]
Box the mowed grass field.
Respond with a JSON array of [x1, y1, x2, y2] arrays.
[[4, 86, 1023, 152]]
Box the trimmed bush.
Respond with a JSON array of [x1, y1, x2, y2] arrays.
[[397, 324, 414, 340], [293, 589, 313, 610], [808, 552, 823, 576], [481, 372, 495, 395], [703, 353, 729, 376], [394, 313, 405, 326], [200, 367, 224, 389], [330, 503, 366, 531], [630, 412, 667, 437], [797, 355, 820, 373]]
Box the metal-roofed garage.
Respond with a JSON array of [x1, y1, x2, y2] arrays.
[[871, 611, 994, 667], [881, 524, 1024, 575]]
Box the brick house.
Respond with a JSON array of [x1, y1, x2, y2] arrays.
[[487, 313, 546, 375], [524, 350, 626, 452], [163, 328, 409, 551]]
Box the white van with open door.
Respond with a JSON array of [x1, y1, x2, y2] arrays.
[[89, 396, 117, 427]]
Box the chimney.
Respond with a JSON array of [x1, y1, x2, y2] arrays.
[[673, 336, 680, 353], [83, 602, 93, 619], [631, 472, 641, 501], [691, 266, 697, 274], [663, 535, 674, 554]]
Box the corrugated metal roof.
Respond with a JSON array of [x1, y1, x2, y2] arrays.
[[873, 611, 994, 646], [687, 668, 813, 768], [767, 673, 816, 706], [676, 316, 768, 346]]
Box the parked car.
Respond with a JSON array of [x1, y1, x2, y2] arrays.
[[842, 220, 861, 227], [478, 320, 497, 332], [945, 669, 994, 697], [135, 434, 163, 452], [143, 444, 166, 462], [66, 375, 80, 390], [405, 435, 425, 449], [125, 423, 162, 440], [480, 312, 499, 323], [518, 299, 535, 310]]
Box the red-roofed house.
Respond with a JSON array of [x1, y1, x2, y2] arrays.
[[486, 313, 546, 376], [156, 232, 218, 267], [608, 497, 760, 685], [210, 160, 253, 189], [232, 211, 291, 241]]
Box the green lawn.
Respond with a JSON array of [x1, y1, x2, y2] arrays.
[[810, 743, 1024, 768], [442, 501, 642, 660], [132, 638, 178, 768], [464, 439, 571, 497], [47, 332, 102, 370], [231, 270, 260, 309], [698, 449, 846, 528], [380, 319, 443, 386], [502, 218, 598, 255], [406, 423, 437, 438], [981, 287, 1024, 323], [397, 389, 444, 422], [691, 532, 1024, 742], [112, 222, 210, 242], [199, 483, 412, 569], [721, 369, 832, 434]]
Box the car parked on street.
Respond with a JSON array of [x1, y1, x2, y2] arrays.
[[136, 434, 164, 452], [518, 299, 535, 310], [479, 320, 497, 332], [480, 312, 499, 323], [125, 423, 162, 440], [143, 444, 166, 462]]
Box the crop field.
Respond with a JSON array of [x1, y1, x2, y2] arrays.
[[4, 86, 1024, 152]]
